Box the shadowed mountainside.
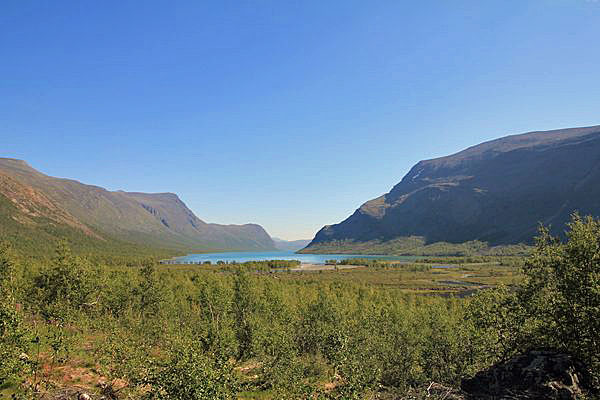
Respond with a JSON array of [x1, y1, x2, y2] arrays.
[[272, 237, 311, 252], [305, 125, 600, 252], [0, 158, 275, 252]]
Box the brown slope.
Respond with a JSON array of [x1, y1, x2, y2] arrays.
[[0, 171, 98, 238], [0, 158, 275, 251]]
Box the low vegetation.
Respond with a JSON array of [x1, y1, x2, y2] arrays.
[[0, 215, 598, 399], [300, 236, 533, 257]]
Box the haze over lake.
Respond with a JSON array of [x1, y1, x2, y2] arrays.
[[170, 251, 421, 264]]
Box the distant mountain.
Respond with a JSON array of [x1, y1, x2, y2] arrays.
[[0, 158, 275, 253], [304, 125, 600, 252], [272, 237, 311, 252]]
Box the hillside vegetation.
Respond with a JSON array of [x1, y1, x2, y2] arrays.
[[0, 158, 275, 254], [1, 214, 598, 399], [300, 236, 532, 257]]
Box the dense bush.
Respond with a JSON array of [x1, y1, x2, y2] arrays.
[[521, 215, 600, 385], [0, 242, 31, 391], [29, 240, 96, 322], [141, 343, 238, 400], [0, 300, 30, 390], [467, 214, 600, 389]]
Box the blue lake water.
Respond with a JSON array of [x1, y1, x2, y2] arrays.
[[168, 251, 422, 264]]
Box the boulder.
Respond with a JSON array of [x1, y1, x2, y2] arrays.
[[461, 350, 590, 399]]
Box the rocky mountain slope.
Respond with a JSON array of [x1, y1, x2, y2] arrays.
[[0, 158, 275, 252], [305, 125, 600, 250]]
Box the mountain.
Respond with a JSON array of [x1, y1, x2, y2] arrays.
[[272, 238, 312, 252], [304, 125, 600, 252], [0, 158, 275, 254]]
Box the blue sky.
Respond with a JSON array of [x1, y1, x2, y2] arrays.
[[2, 1, 600, 240]]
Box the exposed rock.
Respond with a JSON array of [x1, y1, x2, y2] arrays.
[[461, 350, 591, 399]]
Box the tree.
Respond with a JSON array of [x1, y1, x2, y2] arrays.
[[134, 261, 165, 318], [0, 241, 17, 298], [521, 214, 600, 384], [141, 342, 238, 400], [470, 214, 600, 388], [30, 240, 94, 321], [232, 272, 257, 360], [0, 241, 30, 389]]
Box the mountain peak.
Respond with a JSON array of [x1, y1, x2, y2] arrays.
[[307, 124, 600, 248], [418, 125, 600, 171], [0, 158, 36, 172]]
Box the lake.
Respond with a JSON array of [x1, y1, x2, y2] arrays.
[[166, 251, 422, 264]]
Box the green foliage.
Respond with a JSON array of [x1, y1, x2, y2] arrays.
[[521, 215, 600, 384], [212, 260, 300, 272], [468, 213, 600, 389], [141, 343, 238, 400], [0, 300, 30, 389], [2, 217, 598, 398], [190, 273, 236, 355], [0, 242, 17, 295], [3, 246, 505, 398], [134, 262, 165, 318], [302, 237, 532, 257], [466, 286, 524, 363], [29, 240, 96, 322], [232, 272, 261, 361], [332, 258, 433, 272], [0, 242, 31, 390]]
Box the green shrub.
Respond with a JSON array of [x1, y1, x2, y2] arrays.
[[468, 214, 600, 388], [141, 343, 238, 400], [0, 300, 31, 389], [0, 242, 31, 391], [133, 262, 165, 318], [29, 241, 96, 322], [520, 215, 600, 385], [191, 273, 236, 355]]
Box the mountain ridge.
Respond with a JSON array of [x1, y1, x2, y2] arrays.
[[0, 158, 275, 252], [305, 125, 600, 251], [272, 237, 312, 252]]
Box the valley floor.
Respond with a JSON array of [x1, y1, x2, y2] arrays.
[[2, 221, 598, 399]]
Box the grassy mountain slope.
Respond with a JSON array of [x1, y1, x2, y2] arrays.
[[0, 172, 170, 261], [0, 158, 275, 254]]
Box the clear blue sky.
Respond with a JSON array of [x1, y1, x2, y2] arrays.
[[2, 1, 600, 240]]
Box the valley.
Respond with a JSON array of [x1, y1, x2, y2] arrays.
[[2, 126, 599, 399], [3, 3, 599, 397]]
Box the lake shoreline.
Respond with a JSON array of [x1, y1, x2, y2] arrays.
[[159, 250, 421, 265]]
